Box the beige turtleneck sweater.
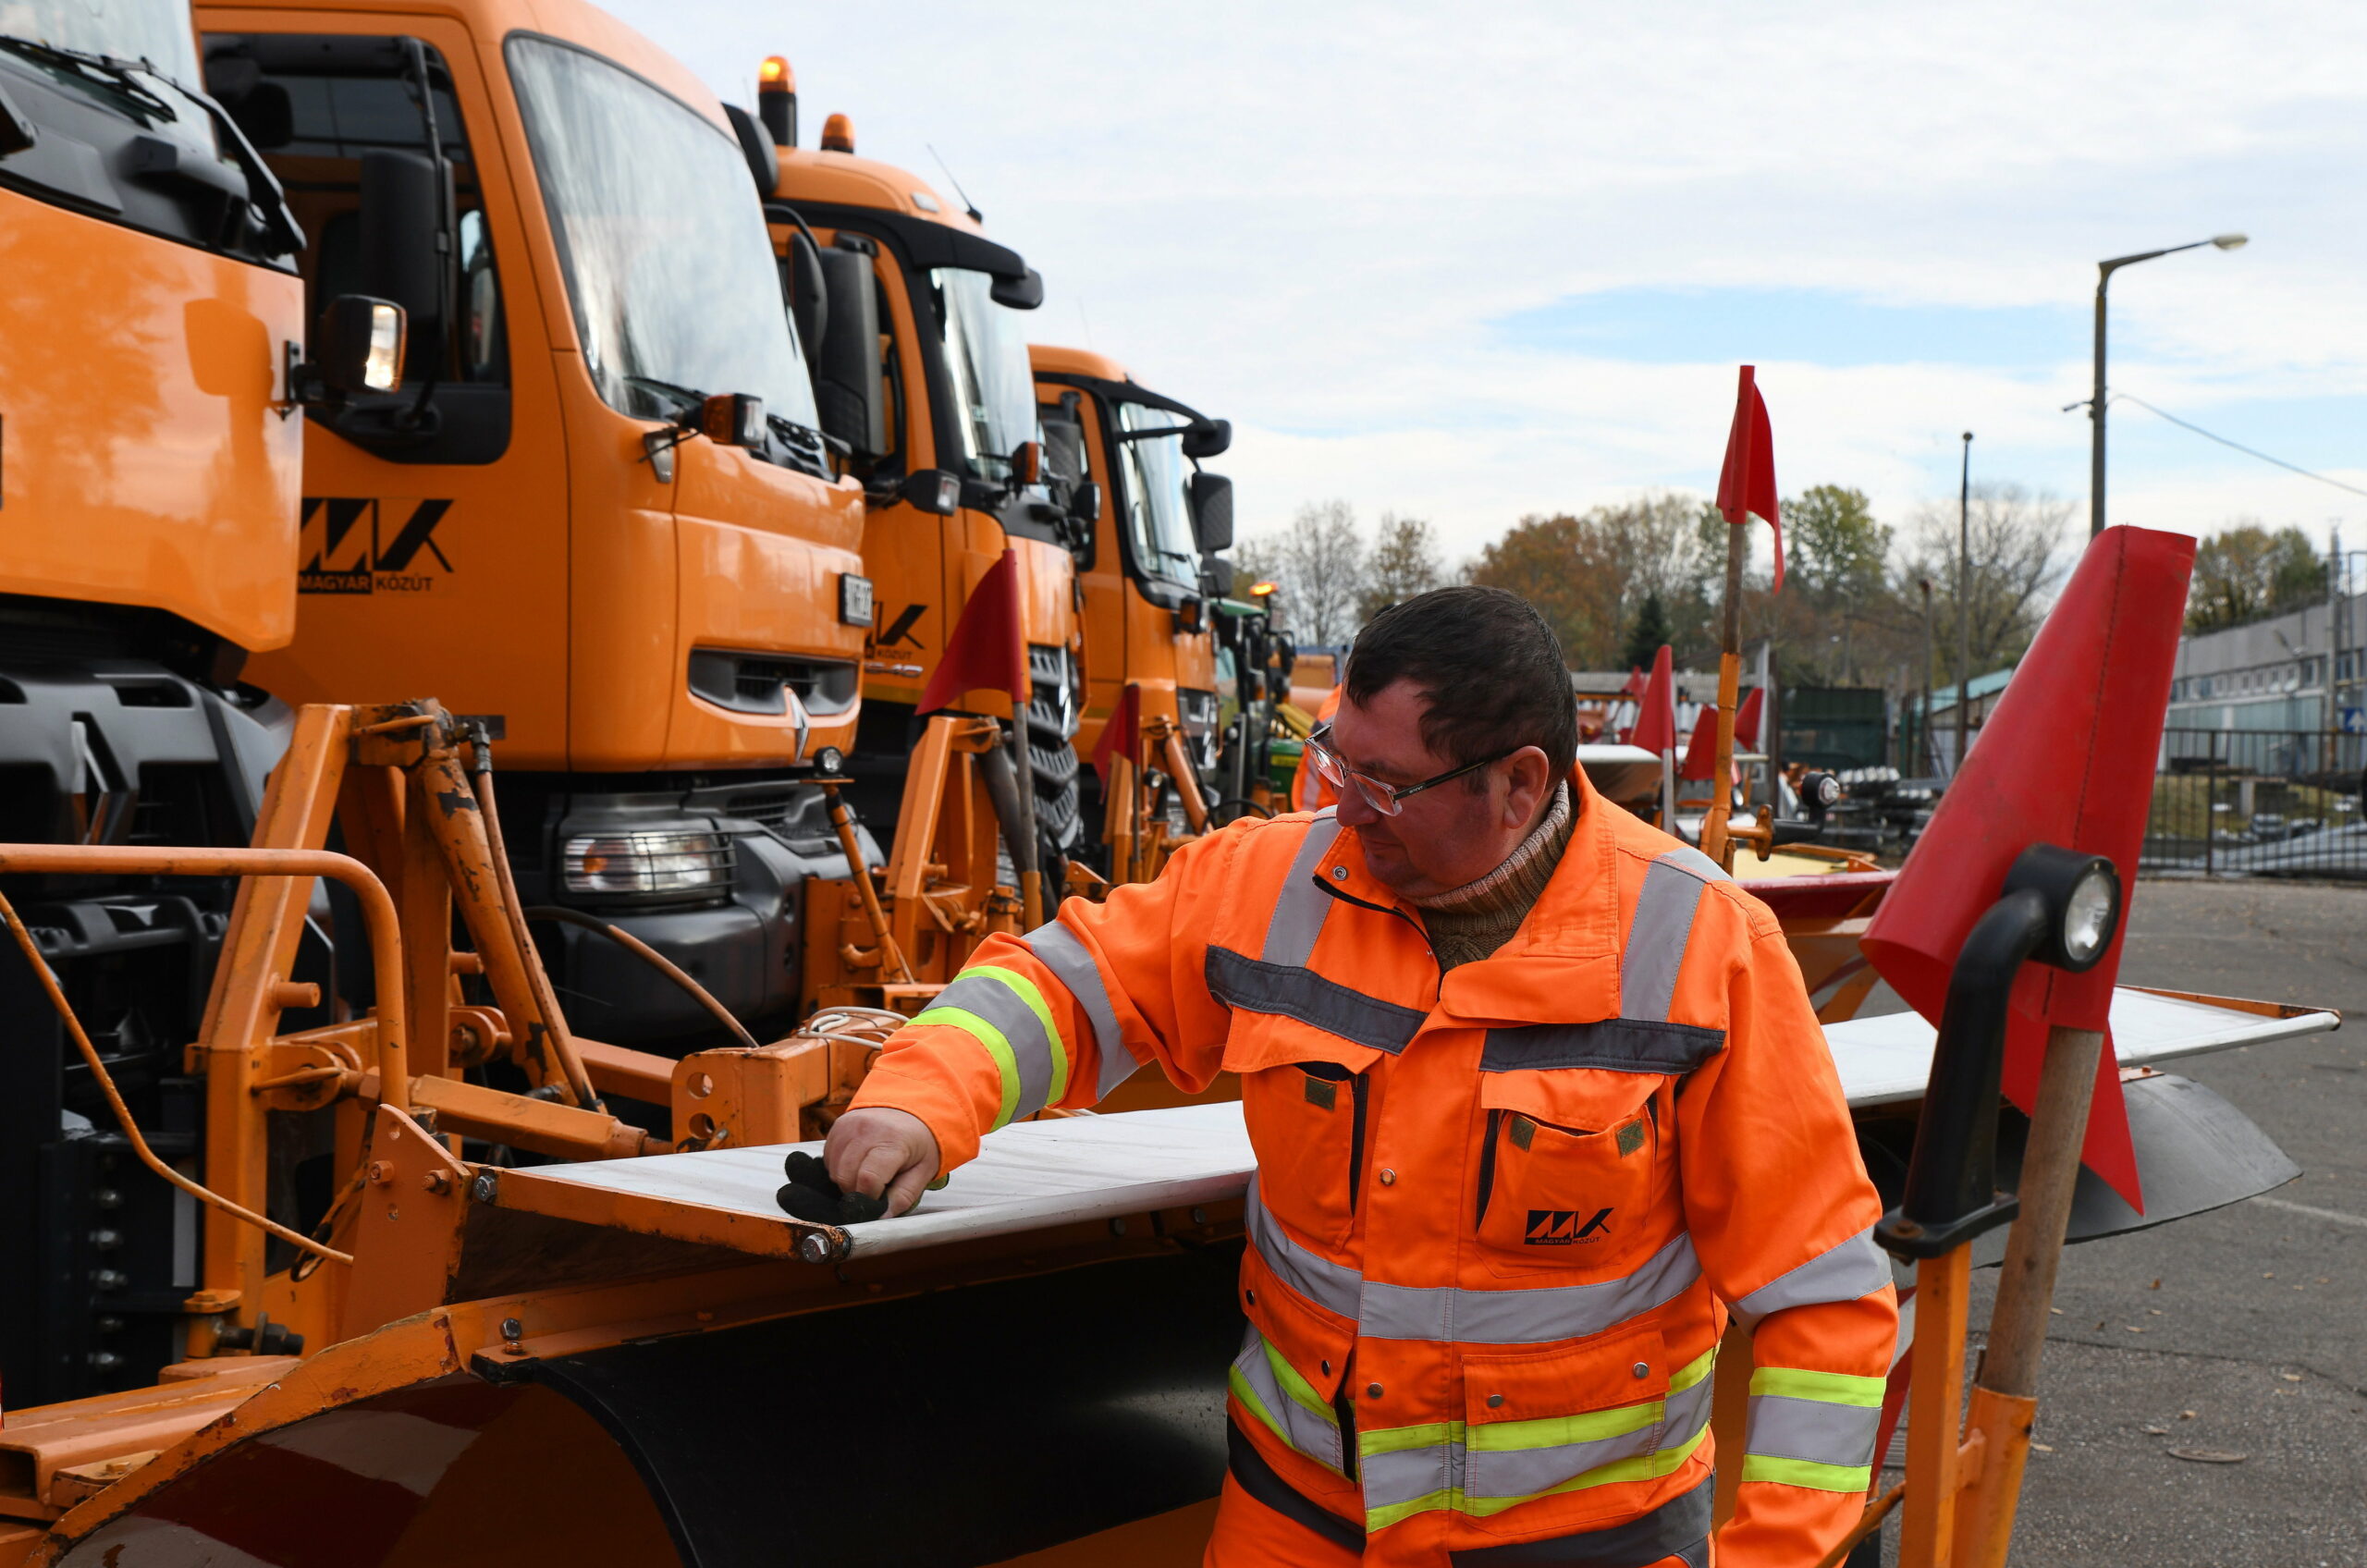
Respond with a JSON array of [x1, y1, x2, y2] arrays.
[[1409, 782, 1576, 970]]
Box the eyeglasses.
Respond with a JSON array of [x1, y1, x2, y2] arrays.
[[1305, 724, 1512, 817]]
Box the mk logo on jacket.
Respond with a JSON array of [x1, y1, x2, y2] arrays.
[[1526, 1207, 1613, 1245]]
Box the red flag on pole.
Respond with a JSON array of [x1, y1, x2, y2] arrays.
[[1716, 365, 1784, 593], [1628, 644, 1676, 754], [916, 549, 1029, 715], [1734, 684, 1765, 749], [1860, 526, 2198, 1210], [1677, 686, 1762, 778], [1090, 681, 1142, 785]]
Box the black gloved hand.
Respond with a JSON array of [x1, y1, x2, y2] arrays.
[[776, 1148, 889, 1225]]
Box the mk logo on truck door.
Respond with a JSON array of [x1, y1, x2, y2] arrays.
[[299, 497, 455, 594]]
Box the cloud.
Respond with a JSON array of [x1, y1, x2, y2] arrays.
[[603, 0, 2367, 555]]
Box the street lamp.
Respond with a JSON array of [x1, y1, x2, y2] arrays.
[[2089, 233, 2248, 538]]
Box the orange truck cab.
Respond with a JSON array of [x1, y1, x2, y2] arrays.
[[751, 68, 1084, 876], [1030, 346, 1237, 868], [198, 0, 875, 1049], [0, 0, 327, 1405]]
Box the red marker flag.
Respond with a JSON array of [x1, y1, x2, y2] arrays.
[[1628, 644, 1677, 754], [916, 548, 1029, 715], [1090, 681, 1142, 785], [1715, 365, 1784, 593], [1677, 686, 1761, 779], [1860, 526, 2198, 1210]]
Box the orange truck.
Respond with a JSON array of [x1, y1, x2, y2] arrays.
[[198, 0, 876, 1052], [0, 0, 409, 1408], [1032, 345, 1236, 875], [751, 66, 1085, 883]]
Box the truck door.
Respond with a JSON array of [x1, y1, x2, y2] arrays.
[[206, 16, 573, 766]]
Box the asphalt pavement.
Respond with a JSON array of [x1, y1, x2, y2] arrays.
[[1865, 878, 2367, 1567]]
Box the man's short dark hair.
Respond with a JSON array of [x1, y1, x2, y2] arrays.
[[1343, 586, 1577, 785]]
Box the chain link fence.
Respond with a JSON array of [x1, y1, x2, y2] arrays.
[[2143, 729, 2367, 877]]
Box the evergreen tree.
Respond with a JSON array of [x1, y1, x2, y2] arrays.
[[1621, 592, 1671, 672]]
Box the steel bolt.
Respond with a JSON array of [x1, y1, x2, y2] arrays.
[[91, 1269, 127, 1292], [93, 1188, 123, 1210], [366, 1160, 393, 1186], [87, 1351, 123, 1371], [471, 1171, 498, 1204], [797, 1231, 835, 1265], [422, 1170, 451, 1195], [88, 1229, 123, 1249]]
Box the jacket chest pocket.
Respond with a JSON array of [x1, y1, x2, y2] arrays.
[[1227, 1017, 1383, 1254], [1472, 1069, 1674, 1279]]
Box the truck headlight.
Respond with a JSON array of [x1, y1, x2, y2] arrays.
[[562, 831, 732, 897]]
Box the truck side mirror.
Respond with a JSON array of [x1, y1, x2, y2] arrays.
[[1066, 479, 1100, 524], [298, 295, 408, 400], [812, 244, 886, 459], [901, 470, 961, 515], [784, 228, 828, 362], [723, 104, 778, 196], [357, 150, 449, 381], [1182, 418, 1232, 459], [700, 393, 766, 447], [1188, 471, 1234, 554], [989, 267, 1044, 311]]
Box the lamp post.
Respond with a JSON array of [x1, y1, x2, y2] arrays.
[[1919, 578, 1936, 776], [1956, 432, 1972, 775], [2089, 234, 2248, 538]]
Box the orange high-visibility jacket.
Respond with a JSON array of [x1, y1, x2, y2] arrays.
[[853, 765, 1896, 1566]]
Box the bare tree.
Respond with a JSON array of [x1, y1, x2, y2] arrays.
[[1269, 499, 1369, 646], [1361, 512, 1445, 617], [1902, 484, 2074, 681]]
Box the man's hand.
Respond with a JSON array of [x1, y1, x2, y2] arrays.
[[824, 1107, 940, 1218]]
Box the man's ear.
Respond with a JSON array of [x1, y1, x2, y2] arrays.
[[1501, 746, 1553, 827]]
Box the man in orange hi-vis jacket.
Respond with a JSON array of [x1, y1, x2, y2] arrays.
[[829, 586, 1896, 1567]]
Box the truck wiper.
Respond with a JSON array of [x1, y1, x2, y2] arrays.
[[0, 38, 302, 255], [0, 35, 176, 118], [623, 375, 708, 417]]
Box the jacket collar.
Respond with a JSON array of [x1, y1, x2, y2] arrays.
[[1310, 765, 1627, 1026]]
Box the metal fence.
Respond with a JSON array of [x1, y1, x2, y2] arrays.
[[2143, 729, 2367, 877]]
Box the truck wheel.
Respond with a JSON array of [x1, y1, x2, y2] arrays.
[[1025, 646, 1083, 893]]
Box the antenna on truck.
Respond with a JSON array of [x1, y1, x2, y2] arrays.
[[926, 144, 984, 225]]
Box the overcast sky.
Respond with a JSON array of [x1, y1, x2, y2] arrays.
[[611, 0, 2367, 571]]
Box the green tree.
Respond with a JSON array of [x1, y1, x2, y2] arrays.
[[2187, 522, 2325, 631], [1621, 592, 1672, 671], [1784, 485, 1892, 602], [1360, 511, 1445, 618], [1467, 512, 1626, 668]]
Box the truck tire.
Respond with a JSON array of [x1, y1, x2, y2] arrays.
[[1024, 645, 1083, 885]]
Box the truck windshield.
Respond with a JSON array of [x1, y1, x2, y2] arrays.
[[2, 0, 200, 85], [507, 37, 818, 431], [930, 267, 1036, 484], [1117, 402, 1202, 585]]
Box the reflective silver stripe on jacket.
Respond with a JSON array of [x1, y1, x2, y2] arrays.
[[1261, 809, 1342, 966], [926, 971, 1061, 1122], [1619, 847, 1730, 1023], [1733, 1226, 1892, 1324], [1023, 920, 1140, 1097], [1228, 1324, 1345, 1473], [1742, 1390, 1882, 1472], [1245, 1182, 1703, 1346]]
